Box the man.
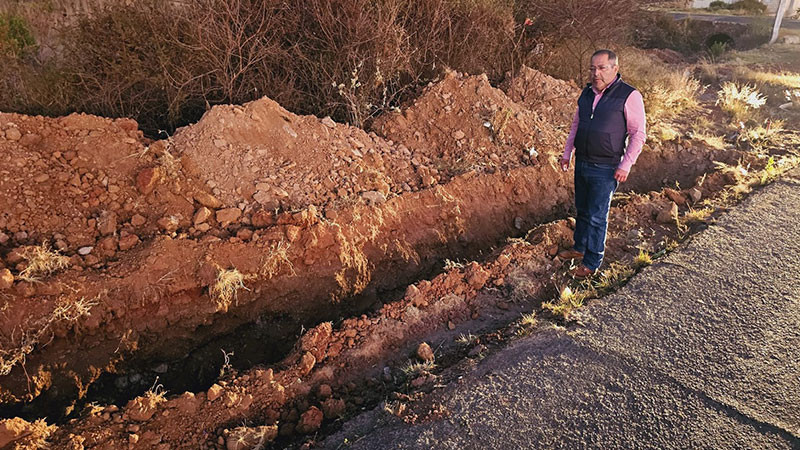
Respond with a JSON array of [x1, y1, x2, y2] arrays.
[[559, 49, 646, 278]]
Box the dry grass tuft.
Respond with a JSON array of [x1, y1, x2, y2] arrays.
[[633, 249, 652, 269], [18, 243, 70, 282], [683, 206, 715, 224], [716, 82, 766, 122], [542, 286, 589, 320], [402, 360, 435, 378], [733, 67, 800, 90], [260, 240, 296, 279], [211, 267, 249, 311], [455, 332, 478, 346]]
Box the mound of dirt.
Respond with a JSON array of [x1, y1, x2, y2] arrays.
[[372, 70, 566, 177], [171, 97, 408, 211], [500, 66, 581, 125]]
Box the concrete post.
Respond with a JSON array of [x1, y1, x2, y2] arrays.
[[770, 0, 791, 44]]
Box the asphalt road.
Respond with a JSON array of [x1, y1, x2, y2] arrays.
[[669, 12, 800, 29], [322, 167, 800, 449]]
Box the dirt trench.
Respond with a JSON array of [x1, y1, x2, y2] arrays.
[[0, 65, 748, 448]]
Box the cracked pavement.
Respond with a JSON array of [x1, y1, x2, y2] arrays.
[[321, 167, 800, 449]]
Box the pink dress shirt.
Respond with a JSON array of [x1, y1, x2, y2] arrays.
[[562, 84, 646, 173]]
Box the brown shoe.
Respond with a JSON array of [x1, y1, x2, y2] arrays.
[[557, 248, 584, 260], [569, 264, 597, 279]]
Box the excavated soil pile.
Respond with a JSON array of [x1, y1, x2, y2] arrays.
[[500, 66, 581, 125], [0, 69, 577, 428], [0, 63, 753, 449], [372, 69, 565, 177]]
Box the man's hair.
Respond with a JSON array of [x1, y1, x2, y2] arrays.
[[591, 49, 618, 66]]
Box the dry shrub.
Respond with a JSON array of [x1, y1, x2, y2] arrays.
[[620, 48, 702, 125], [1, 0, 519, 135], [517, 0, 639, 84]]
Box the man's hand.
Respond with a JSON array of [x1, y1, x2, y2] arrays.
[[614, 168, 629, 183], [560, 158, 570, 172]]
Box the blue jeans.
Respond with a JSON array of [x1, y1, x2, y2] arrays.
[[573, 160, 618, 271]]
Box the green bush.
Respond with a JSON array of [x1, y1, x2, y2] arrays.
[[729, 0, 767, 14], [708, 0, 729, 10], [0, 13, 36, 58]]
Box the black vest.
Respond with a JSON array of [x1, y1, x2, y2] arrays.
[[574, 75, 636, 165]]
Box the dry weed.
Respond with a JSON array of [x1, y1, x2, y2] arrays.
[[401, 360, 435, 378], [211, 267, 250, 311], [0, 294, 99, 376], [683, 206, 714, 224], [633, 249, 652, 269], [542, 286, 589, 320], [18, 243, 70, 282], [716, 82, 766, 122], [260, 240, 295, 279]]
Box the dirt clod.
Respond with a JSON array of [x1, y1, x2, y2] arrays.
[[416, 342, 435, 362], [297, 406, 323, 434], [0, 269, 13, 290]]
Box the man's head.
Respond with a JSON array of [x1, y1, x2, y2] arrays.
[[590, 49, 619, 92]]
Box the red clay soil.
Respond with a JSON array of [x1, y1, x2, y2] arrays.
[[36, 161, 757, 450], [0, 67, 578, 418], [0, 64, 753, 449]]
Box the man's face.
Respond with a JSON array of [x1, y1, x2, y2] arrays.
[[590, 54, 619, 92]]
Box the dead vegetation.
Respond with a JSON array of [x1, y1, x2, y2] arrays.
[[0, 294, 99, 376], [17, 244, 70, 282], [210, 267, 250, 312]]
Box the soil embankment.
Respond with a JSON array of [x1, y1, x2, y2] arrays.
[[0, 66, 753, 449]]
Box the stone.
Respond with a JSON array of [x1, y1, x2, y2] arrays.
[[135, 167, 161, 195], [194, 191, 222, 209], [78, 246, 93, 256], [251, 210, 275, 228], [216, 208, 242, 226], [157, 216, 180, 232], [5, 127, 21, 141], [130, 214, 147, 227], [321, 116, 336, 128], [236, 228, 253, 241], [0, 269, 13, 290], [33, 173, 49, 183], [416, 342, 435, 362], [0, 232, 8, 245], [664, 188, 686, 206], [297, 406, 323, 434], [452, 130, 465, 140], [207, 384, 223, 402], [193, 207, 212, 225], [466, 263, 490, 290], [98, 211, 118, 236], [688, 187, 702, 203], [299, 352, 316, 376], [118, 234, 140, 251], [656, 202, 679, 224], [361, 190, 386, 205], [253, 191, 279, 209]]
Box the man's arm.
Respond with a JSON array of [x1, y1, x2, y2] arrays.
[[615, 90, 646, 182], [561, 109, 580, 171]]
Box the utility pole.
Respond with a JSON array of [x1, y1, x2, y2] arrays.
[[770, 0, 791, 44]]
